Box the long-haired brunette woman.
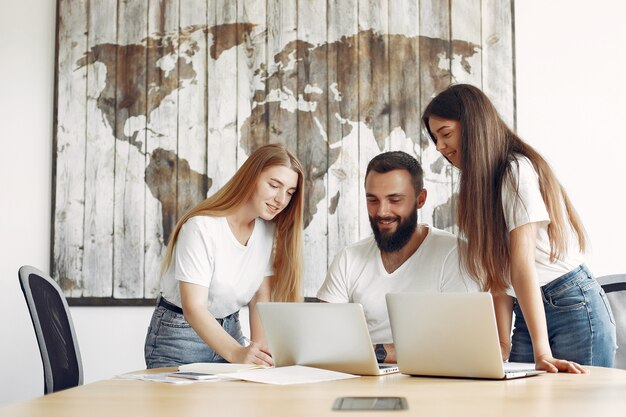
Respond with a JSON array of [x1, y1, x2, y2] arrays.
[[145, 144, 304, 368], [422, 84, 616, 373]]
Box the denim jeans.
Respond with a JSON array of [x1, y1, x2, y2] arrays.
[[509, 264, 617, 367], [144, 297, 247, 369]]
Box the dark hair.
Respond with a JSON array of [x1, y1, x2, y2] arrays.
[[421, 84, 586, 292], [365, 151, 424, 193]]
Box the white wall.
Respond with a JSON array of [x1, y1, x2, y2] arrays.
[[1, 0, 625, 406], [515, 0, 626, 276], [0, 1, 153, 405]]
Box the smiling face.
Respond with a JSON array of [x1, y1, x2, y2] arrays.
[[365, 169, 426, 252], [251, 165, 299, 221], [428, 115, 463, 169]]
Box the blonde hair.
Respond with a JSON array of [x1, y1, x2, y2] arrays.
[[161, 144, 304, 302], [422, 84, 587, 293]]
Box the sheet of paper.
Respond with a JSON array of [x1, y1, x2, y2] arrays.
[[178, 362, 265, 374], [217, 365, 359, 385], [116, 372, 226, 384]]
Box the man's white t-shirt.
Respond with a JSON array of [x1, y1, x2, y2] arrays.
[[502, 155, 583, 296], [161, 216, 275, 318], [316, 226, 479, 344]]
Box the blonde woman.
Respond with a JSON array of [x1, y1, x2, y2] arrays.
[[422, 84, 616, 373], [145, 144, 304, 368]]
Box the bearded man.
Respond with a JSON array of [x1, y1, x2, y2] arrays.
[[317, 151, 478, 364]]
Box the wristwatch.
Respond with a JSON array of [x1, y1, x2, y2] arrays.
[[375, 344, 387, 364]]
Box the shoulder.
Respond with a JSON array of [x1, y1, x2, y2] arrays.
[[507, 154, 539, 182], [330, 235, 376, 266], [342, 235, 377, 256], [424, 226, 458, 249], [183, 215, 222, 230], [178, 216, 223, 243]]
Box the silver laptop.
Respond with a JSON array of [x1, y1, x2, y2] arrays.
[[386, 292, 545, 380], [257, 302, 399, 376]]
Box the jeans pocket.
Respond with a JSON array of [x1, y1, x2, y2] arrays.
[[545, 285, 586, 311], [600, 290, 616, 325], [160, 311, 193, 329]]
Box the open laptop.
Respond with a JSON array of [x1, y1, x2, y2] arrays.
[[257, 302, 399, 376], [386, 292, 545, 380]]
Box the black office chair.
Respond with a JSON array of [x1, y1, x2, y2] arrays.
[[18, 265, 84, 394], [597, 274, 626, 370]]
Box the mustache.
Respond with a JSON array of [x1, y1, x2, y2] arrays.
[[373, 216, 400, 223]]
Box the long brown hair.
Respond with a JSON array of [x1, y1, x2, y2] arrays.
[[161, 144, 304, 302], [422, 84, 586, 293]]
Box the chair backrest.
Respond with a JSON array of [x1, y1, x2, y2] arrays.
[[597, 274, 626, 370], [18, 265, 83, 394]]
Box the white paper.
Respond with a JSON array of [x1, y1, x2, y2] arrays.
[[116, 372, 226, 384], [178, 362, 265, 374], [217, 365, 359, 385]]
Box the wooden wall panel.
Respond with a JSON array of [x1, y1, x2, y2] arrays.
[[52, 0, 515, 303], [327, 0, 359, 268], [53, 0, 87, 296], [82, 0, 116, 297]]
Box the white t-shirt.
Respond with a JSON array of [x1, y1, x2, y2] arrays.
[[161, 216, 275, 318], [502, 155, 584, 296], [316, 226, 479, 344]]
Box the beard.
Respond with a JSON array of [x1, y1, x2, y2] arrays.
[[369, 208, 418, 253]]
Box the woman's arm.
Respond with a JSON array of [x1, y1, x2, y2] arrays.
[[493, 293, 513, 361], [180, 281, 273, 366], [248, 276, 271, 345], [509, 223, 585, 373]]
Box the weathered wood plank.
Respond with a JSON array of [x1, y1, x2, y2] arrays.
[[113, 0, 148, 298], [206, 0, 239, 192], [327, 0, 359, 267], [82, 0, 116, 297], [357, 0, 390, 238], [419, 0, 454, 232], [446, 0, 482, 234], [482, 0, 515, 129], [237, 0, 267, 166], [143, 0, 180, 298], [297, 0, 329, 296], [451, 0, 482, 86], [264, 0, 298, 153], [388, 0, 420, 155], [53, 0, 87, 296]]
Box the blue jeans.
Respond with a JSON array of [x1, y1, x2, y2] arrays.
[[509, 264, 617, 367], [144, 296, 247, 368]]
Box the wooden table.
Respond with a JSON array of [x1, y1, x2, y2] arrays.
[[2, 367, 626, 416]]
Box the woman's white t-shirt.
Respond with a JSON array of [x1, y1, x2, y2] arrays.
[[161, 216, 275, 318], [502, 155, 584, 295]]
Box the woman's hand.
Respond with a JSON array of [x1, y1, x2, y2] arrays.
[[534, 353, 588, 374], [500, 341, 511, 362], [230, 341, 274, 366]]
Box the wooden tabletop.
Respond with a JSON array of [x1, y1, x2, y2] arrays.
[[2, 366, 626, 417]]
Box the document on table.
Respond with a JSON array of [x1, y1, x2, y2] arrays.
[[178, 362, 265, 374], [116, 372, 225, 384], [217, 365, 359, 385]]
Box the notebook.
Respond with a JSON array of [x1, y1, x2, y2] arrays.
[[386, 292, 545, 380], [257, 302, 399, 376]]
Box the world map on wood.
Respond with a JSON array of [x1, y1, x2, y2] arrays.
[[52, 0, 514, 303]]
